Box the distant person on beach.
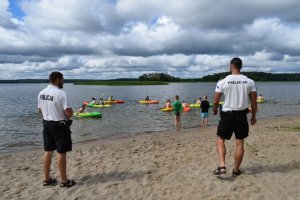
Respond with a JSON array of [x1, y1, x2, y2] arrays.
[[173, 95, 182, 132], [38, 71, 76, 187], [213, 58, 257, 177], [196, 97, 202, 105], [145, 96, 150, 102], [164, 99, 172, 108], [200, 95, 210, 128]]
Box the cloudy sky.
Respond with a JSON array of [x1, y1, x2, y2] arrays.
[[1, 0, 300, 79]]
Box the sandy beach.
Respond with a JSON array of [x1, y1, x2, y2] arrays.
[[1, 115, 299, 200]]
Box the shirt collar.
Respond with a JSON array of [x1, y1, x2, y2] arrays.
[[47, 84, 59, 89]]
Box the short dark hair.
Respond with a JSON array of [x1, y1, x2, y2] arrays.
[[49, 71, 63, 83], [230, 57, 242, 70]]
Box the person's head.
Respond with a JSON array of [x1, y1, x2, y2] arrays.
[[204, 95, 208, 100], [166, 99, 170, 103], [175, 95, 179, 100], [92, 97, 96, 100], [230, 57, 242, 73], [182, 101, 185, 103], [49, 71, 64, 89], [259, 94, 262, 96], [100, 98, 103, 100], [81, 104, 86, 108], [199, 97, 202, 100]]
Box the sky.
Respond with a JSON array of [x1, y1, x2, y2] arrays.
[[1, 0, 300, 79]]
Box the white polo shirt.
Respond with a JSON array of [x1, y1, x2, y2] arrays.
[[215, 74, 256, 111], [38, 84, 70, 121]]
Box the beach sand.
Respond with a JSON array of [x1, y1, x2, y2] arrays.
[[1, 116, 299, 200]]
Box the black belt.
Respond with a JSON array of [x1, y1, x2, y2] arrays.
[[43, 120, 67, 124]]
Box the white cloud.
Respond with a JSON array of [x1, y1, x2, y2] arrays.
[[0, 0, 300, 79]]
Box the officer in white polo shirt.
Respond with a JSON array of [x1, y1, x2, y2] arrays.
[[212, 58, 257, 177], [38, 71, 76, 187]]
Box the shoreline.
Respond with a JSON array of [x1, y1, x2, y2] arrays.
[[1, 113, 300, 154], [1, 115, 299, 199]]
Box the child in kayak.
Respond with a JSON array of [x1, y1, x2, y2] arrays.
[[145, 96, 150, 102], [108, 96, 114, 101], [173, 95, 182, 132], [91, 97, 97, 104], [196, 97, 202, 104], [164, 99, 172, 108], [75, 104, 87, 115], [99, 98, 105, 105], [182, 101, 189, 108]]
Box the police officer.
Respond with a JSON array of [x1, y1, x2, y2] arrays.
[[38, 71, 76, 187], [212, 58, 257, 177]]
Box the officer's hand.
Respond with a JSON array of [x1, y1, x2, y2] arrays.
[[251, 116, 256, 125]]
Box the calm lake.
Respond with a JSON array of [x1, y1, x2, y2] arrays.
[[0, 82, 299, 152]]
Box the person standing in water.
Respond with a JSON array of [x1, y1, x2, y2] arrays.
[[172, 95, 182, 132], [38, 71, 76, 187], [212, 58, 257, 177], [200, 95, 210, 128]]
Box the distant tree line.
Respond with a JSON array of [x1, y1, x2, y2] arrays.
[[199, 72, 300, 82], [138, 73, 180, 82]]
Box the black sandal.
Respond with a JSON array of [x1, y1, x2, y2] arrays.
[[43, 178, 57, 186], [232, 169, 242, 177], [60, 180, 76, 188], [213, 166, 227, 175]]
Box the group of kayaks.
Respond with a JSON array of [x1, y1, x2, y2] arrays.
[[74, 99, 125, 118], [75, 97, 266, 117]]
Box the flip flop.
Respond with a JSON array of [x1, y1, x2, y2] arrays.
[[43, 178, 57, 186], [60, 180, 76, 188]]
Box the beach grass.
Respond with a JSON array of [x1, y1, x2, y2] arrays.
[[73, 81, 169, 86]]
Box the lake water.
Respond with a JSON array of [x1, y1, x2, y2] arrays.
[[0, 82, 299, 152]]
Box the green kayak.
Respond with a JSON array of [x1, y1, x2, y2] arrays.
[[75, 112, 102, 118]]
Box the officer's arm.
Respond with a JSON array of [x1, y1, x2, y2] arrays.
[[213, 92, 222, 115], [249, 91, 257, 125], [65, 108, 73, 118]]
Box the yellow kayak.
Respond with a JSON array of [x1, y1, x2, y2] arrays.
[[161, 107, 173, 112]]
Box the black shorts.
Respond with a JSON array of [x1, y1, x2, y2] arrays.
[[217, 110, 249, 140], [174, 111, 181, 116], [43, 120, 72, 153]]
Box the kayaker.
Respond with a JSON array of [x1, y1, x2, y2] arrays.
[[172, 95, 182, 132], [145, 96, 150, 102], [76, 104, 87, 115], [257, 94, 264, 101], [164, 99, 172, 108], [200, 95, 210, 128], [182, 101, 189, 108], [108, 96, 114, 101], [99, 98, 105, 105], [91, 97, 97, 104]]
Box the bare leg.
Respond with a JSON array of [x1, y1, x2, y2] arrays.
[[57, 153, 68, 182], [201, 118, 204, 128], [216, 137, 226, 167], [205, 118, 208, 127], [234, 139, 244, 171], [43, 151, 53, 180]]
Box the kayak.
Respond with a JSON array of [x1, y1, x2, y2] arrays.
[[83, 101, 112, 108], [139, 100, 159, 104], [257, 99, 266, 103], [161, 107, 173, 112], [190, 102, 224, 108], [182, 107, 191, 112], [104, 100, 125, 104], [189, 104, 200, 108], [75, 112, 102, 118]]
